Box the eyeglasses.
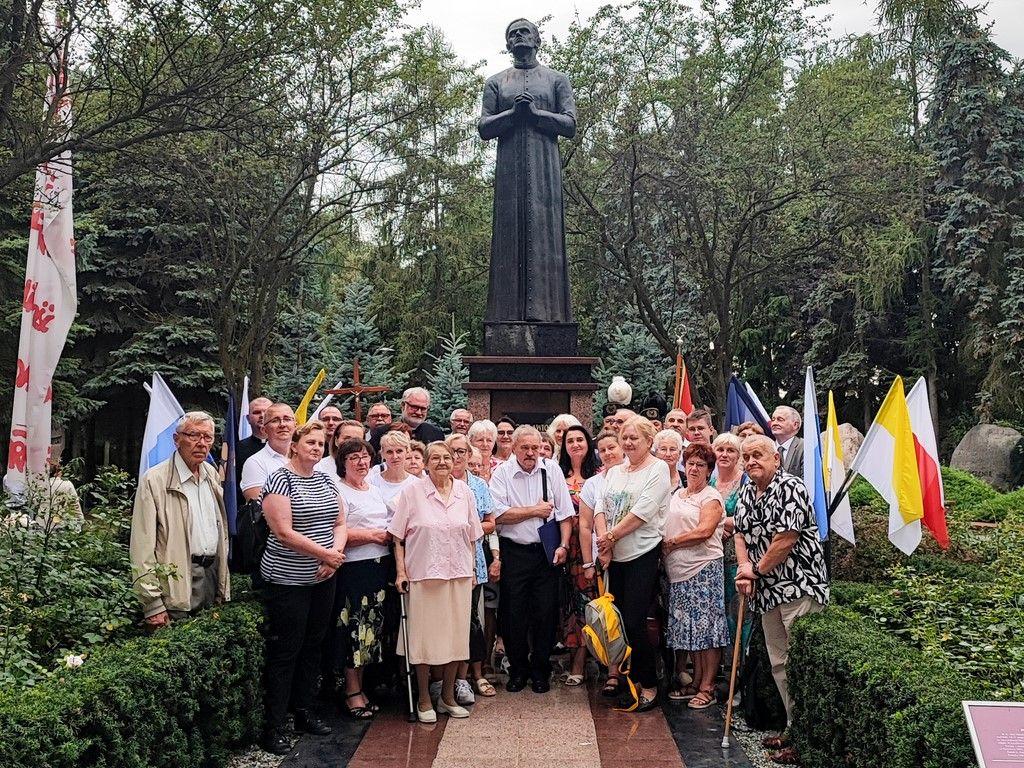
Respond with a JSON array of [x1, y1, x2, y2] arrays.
[[346, 454, 371, 463], [451, 448, 469, 456], [403, 402, 428, 414], [180, 431, 214, 444], [265, 416, 295, 426]]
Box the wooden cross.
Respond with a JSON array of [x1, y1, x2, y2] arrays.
[[325, 359, 390, 422]]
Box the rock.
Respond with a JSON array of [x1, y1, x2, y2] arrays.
[[951, 424, 1024, 492], [820, 423, 864, 470], [838, 423, 863, 468]]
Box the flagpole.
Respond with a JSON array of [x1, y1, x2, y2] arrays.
[[672, 336, 683, 410]]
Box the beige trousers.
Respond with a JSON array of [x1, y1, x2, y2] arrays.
[[761, 595, 824, 724]]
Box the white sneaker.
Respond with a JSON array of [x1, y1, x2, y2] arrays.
[[437, 699, 470, 718], [429, 680, 442, 703], [455, 679, 476, 705]]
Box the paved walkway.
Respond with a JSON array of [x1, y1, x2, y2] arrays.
[[281, 674, 756, 768]]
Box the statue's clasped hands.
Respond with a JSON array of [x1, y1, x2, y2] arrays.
[[513, 92, 538, 122]]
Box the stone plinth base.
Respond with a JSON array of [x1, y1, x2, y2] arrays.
[[483, 321, 579, 356], [464, 355, 599, 429]]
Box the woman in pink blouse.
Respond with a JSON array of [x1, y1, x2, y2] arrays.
[[390, 441, 484, 723]]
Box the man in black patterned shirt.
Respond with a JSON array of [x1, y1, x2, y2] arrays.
[[734, 434, 829, 765]]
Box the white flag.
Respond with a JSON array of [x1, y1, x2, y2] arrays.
[[238, 374, 251, 440], [139, 373, 186, 481], [4, 42, 77, 495]]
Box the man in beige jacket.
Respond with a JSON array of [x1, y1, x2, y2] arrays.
[[130, 411, 230, 628]]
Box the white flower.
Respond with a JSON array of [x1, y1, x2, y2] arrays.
[[64, 654, 84, 668]]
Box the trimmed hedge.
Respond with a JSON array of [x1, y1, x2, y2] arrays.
[[789, 607, 982, 768], [0, 599, 264, 768]]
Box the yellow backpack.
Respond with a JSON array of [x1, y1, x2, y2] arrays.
[[582, 574, 639, 712]]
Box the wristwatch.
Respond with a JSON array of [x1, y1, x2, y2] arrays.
[[751, 562, 763, 578], [582, 562, 595, 569], [605, 531, 616, 542]]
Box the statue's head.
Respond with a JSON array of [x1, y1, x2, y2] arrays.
[[505, 18, 540, 54]]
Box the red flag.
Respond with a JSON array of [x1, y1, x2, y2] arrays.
[[679, 361, 694, 415], [906, 378, 949, 549]]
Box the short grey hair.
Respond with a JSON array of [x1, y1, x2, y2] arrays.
[[511, 425, 542, 446], [176, 411, 215, 433], [653, 429, 683, 451], [467, 419, 498, 441], [402, 386, 431, 404], [450, 408, 473, 420], [741, 434, 779, 455], [773, 405, 802, 428], [380, 430, 411, 451]]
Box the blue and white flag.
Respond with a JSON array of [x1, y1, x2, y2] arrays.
[[723, 375, 773, 436], [139, 372, 185, 481], [802, 366, 829, 540], [238, 374, 251, 440]]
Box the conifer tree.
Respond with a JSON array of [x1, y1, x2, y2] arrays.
[[425, 322, 469, 426]]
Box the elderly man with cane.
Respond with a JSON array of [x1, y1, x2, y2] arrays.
[[730, 434, 829, 765]]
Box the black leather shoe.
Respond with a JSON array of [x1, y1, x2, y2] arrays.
[[293, 710, 332, 736], [506, 675, 529, 692], [531, 677, 551, 694], [261, 728, 292, 755]]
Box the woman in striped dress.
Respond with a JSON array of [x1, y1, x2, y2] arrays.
[[259, 420, 347, 755]]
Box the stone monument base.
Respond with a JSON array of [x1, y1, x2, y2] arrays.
[[464, 355, 599, 428], [483, 321, 579, 356]]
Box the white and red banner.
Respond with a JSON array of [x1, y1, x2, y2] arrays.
[[5, 40, 77, 495]]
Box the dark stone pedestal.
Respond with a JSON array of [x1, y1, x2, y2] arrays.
[[483, 321, 579, 356], [464, 355, 600, 429]]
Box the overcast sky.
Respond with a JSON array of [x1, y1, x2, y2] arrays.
[[406, 0, 1023, 73]]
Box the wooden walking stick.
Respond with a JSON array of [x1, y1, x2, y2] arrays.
[[721, 598, 747, 749]]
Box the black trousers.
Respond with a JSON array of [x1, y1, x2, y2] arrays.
[[469, 584, 486, 663], [319, 570, 344, 692], [607, 546, 661, 689], [499, 538, 559, 681], [263, 578, 336, 730]]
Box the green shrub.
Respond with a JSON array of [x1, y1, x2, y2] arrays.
[[0, 466, 141, 687], [941, 466, 999, 518], [0, 600, 264, 768], [789, 607, 983, 768], [846, 477, 886, 512], [970, 489, 1024, 523]]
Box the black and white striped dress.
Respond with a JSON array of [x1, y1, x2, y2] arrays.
[[259, 468, 341, 585]]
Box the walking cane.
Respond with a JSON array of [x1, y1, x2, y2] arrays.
[[721, 598, 747, 749], [398, 584, 416, 723]]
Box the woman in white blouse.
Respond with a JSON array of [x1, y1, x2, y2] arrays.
[[594, 416, 671, 712]]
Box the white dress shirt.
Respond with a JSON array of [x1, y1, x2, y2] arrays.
[[490, 456, 575, 544], [173, 452, 219, 556], [240, 443, 289, 493]]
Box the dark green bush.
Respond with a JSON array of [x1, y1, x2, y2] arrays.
[[941, 466, 999, 518], [0, 600, 264, 768], [789, 607, 983, 768], [970, 489, 1024, 523]]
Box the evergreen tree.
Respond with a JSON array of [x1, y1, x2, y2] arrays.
[[591, 323, 674, 426], [320, 277, 407, 415], [425, 323, 469, 426], [926, 22, 1024, 420]]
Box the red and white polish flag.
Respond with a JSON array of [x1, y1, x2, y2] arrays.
[[906, 378, 950, 549], [4, 33, 77, 495]]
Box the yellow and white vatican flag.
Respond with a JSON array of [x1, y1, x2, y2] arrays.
[[824, 391, 854, 544], [848, 377, 924, 555]]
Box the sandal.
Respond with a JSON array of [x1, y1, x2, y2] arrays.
[[343, 691, 375, 720], [668, 684, 700, 701], [564, 674, 584, 686], [762, 734, 790, 750], [475, 677, 497, 697], [635, 693, 659, 712], [770, 746, 801, 765], [687, 690, 716, 709], [601, 676, 621, 698]]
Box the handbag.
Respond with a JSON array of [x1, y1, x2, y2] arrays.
[[537, 467, 561, 565], [232, 470, 292, 574]]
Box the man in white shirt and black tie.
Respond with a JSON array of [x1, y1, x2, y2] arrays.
[[489, 425, 574, 693]]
